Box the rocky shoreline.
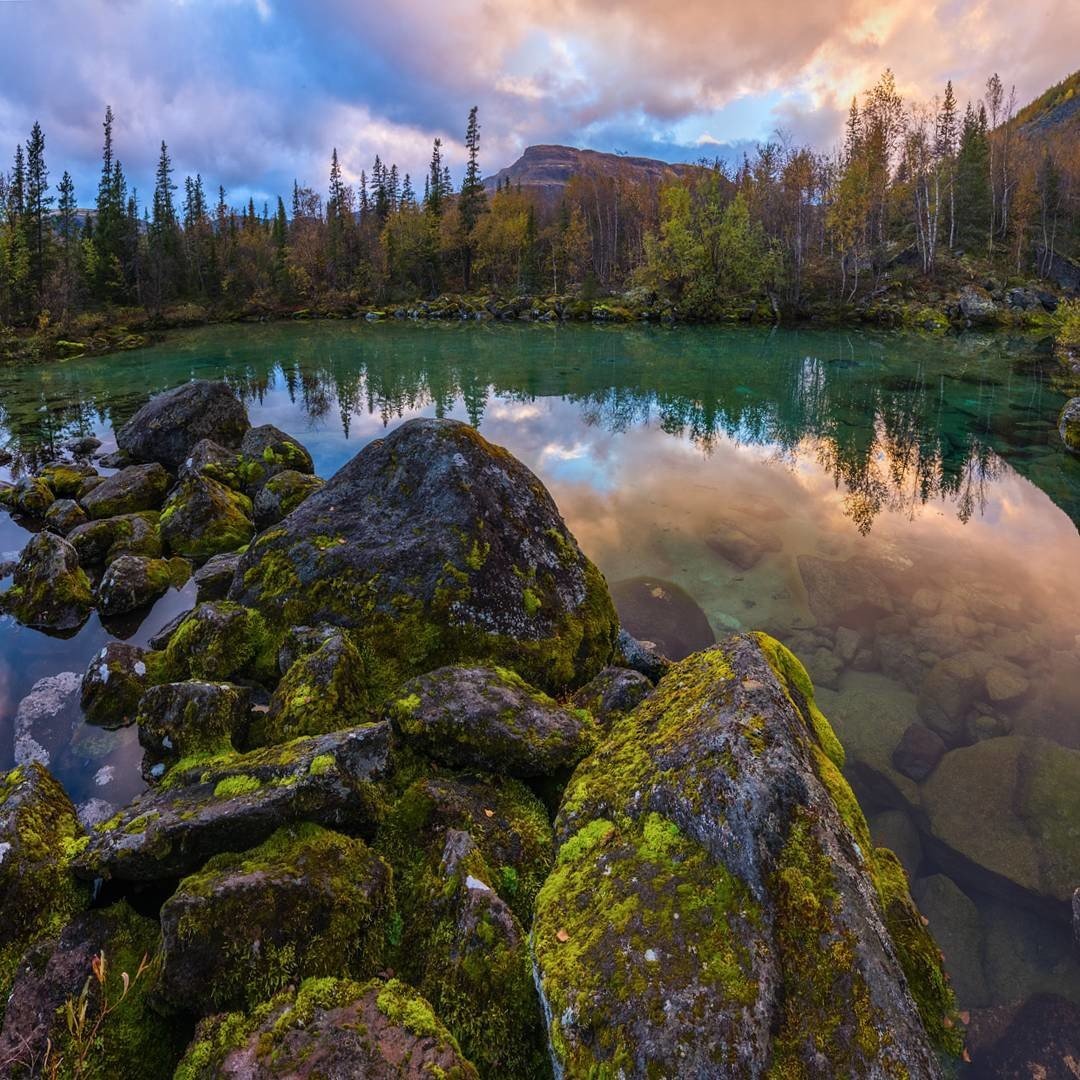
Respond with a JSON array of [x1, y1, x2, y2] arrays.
[[0, 378, 1049, 1076]]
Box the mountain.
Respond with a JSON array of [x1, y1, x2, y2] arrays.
[[483, 144, 700, 202], [1014, 68, 1080, 138]]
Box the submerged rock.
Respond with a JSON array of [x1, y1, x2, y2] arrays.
[[252, 467, 324, 527], [75, 722, 390, 882], [609, 576, 715, 660], [13, 671, 82, 767], [3, 531, 93, 631], [919, 735, 1080, 907], [174, 976, 479, 1078], [160, 474, 255, 559], [0, 764, 87, 1006], [117, 379, 250, 469], [892, 722, 947, 781], [706, 517, 782, 570], [389, 664, 598, 777], [231, 418, 618, 695], [798, 554, 893, 629], [68, 510, 162, 565], [81, 641, 159, 728], [159, 823, 392, 1013], [81, 462, 170, 518], [0, 901, 184, 1078], [532, 633, 958, 1077], [138, 680, 250, 780]]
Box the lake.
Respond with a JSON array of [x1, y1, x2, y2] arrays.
[[2, 319, 1079, 1028]]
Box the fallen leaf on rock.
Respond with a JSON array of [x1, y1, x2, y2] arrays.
[[556, 928, 570, 943]]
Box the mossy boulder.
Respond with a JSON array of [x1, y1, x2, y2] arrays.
[[0, 901, 185, 1079], [160, 474, 254, 559], [1059, 397, 1080, 454], [174, 976, 478, 1078], [238, 424, 315, 493], [0, 764, 88, 1016], [75, 721, 390, 882], [254, 631, 372, 746], [179, 437, 243, 488], [43, 496, 88, 535], [159, 823, 393, 1014], [68, 510, 161, 565], [163, 601, 272, 682], [252, 468, 324, 527], [39, 460, 97, 497], [117, 379, 250, 470], [570, 665, 653, 730], [192, 551, 243, 602], [81, 462, 170, 518], [919, 735, 1080, 908], [406, 827, 550, 1078], [230, 418, 619, 698], [389, 665, 598, 777], [377, 774, 554, 933], [81, 641, 164, 728], [138, 681, 250, 781], [11, 474, 55, 517], [532, 633, 958, 1076], [96, 553, 182, 616], [2, 531, 93, 631]]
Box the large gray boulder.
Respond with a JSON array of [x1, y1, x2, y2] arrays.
[[532, 632, 960, 1076], [230, 418, 618, 695], [117, 379, 250, 469], [75, 722, 390, 882]]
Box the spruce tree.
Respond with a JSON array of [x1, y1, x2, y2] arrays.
[[24, 121, 53, 300], [458, 106, 487, 289]]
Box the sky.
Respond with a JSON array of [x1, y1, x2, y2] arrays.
[[0, 0, 1077, 210]]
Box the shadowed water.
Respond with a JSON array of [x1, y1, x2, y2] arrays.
[[2, 320, 1079, 1033]]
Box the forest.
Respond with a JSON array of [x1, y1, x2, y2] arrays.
[[0, 70, 1078, 342]]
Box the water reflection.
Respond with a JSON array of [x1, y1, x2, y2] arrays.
[[2, 321, 1080, 1032]]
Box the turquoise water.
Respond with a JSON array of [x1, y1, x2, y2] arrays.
[[2, 320, 1079, 1025]]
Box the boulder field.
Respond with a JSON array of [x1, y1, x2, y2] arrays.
[[0, 384, 965, 1077]]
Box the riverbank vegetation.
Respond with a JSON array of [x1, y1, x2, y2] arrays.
[[1, 71, 1078, 362]]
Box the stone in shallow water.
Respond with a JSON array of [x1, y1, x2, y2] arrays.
[[13, 671, 83, 768], [43, 497, 87, 535], [230, 417, 619, 695], [81, 641, 157, 728], [912, 873, 989, 1007], [534, 633, 956, 1075], [610, 575, 715, 660], [892, 722, 947, 781], [798, 554, 893, 629], [160, 474, 254, 559], [80, 462, 170, 518], [117, 379, 250, 469], [67, 510, 161, 565], [193, 551, 243, 601], [3, 531, 93, 631], [96, 553, 177, 615], [705, 517, 782, 570]]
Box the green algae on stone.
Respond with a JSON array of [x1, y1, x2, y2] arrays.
[[533, 633, 954, 1075], [81, 641, 166, 728], [159, 823, 393, 1013], [230, 419, 619, 699], [0, 764, 89, 1025], [81, 462, 171, 519], [160, 474, 255, 559], [163, 600, 275, 683], [67, 510, 162, 565], [3, 531, 93, 631], [174, 976, 478, 1079]]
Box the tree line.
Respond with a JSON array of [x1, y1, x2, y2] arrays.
[[0, 71, 1077, 331]]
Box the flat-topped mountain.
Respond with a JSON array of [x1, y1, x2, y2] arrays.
[[484, 143, 700, 200]]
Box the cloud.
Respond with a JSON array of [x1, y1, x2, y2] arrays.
[[0, 0, 1077, 208]]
